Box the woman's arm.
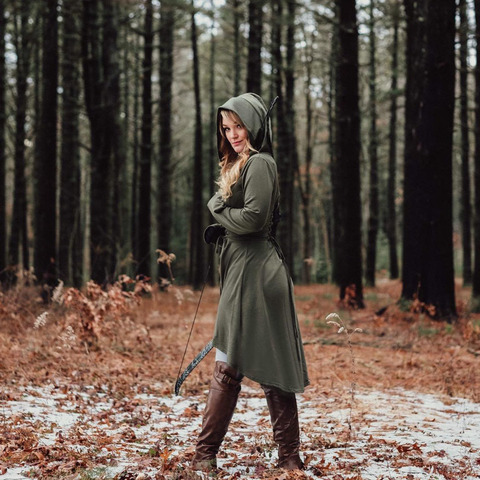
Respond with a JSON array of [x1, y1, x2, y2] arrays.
[[208, 155, 275, 235]]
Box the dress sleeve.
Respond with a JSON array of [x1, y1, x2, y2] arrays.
[[207, 156, 275, 235]]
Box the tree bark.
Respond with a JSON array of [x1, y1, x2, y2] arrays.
[[284, 0, 298, 278], [386, 0, 400, 280], [0, 0, 6, 282], [401, 0, 427, 300], [60, 0, 83, 286], [403, 0, 457, 319], [272, 0, 294, 275], [246, 0, 264, 95], [103, 0, 126, 278], [472, 0, 480, 307], [131, 32, 141, 270], [328, 3, 337, 285], [208, 1, 217, 286], [189, 1, 205, 289], [137, 0, 153, 278], [82, 0, 114, 285], [232, 0, 241, 96], [332, 0, 364, 307], [33, 0, 58, 286], [9, 0, 31, 277], [459, 0, 472, 285], [298, 24, 314, 284], [365, 0, 379, 287], [158, 0, 175, 282]]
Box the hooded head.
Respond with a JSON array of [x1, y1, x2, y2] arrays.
[[217, 92, 273, 160]]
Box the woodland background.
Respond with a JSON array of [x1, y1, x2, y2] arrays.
[[0, 0, 477, 319], [1, 3, 480, 478]]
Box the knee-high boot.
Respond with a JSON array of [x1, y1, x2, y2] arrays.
[[191, 361, 242, 470], [262, 385, 304, 470]]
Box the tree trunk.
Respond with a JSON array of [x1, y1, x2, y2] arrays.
[[82, 0, 114, 285], [404, 0, 457, 319], [0, 0, 6, 282], [472, 0, 480, 307], [59, 0, 83, 286], [9, 0, 31, 277], [103, 0, 126, 278], [232, 0, 241, 96], [33, 0, 58, 287], [332, 0, 364, 307], [298, 25, 314, 284], [386, 0, 400, 280], [137, 0, 153, 278], [365, 0, 379, 287], [246, 0, 264, 95], [285, 0, 298, 278], [131, 32, 141, 270], [459, 0, 472, 285], [401, 0, 427, 300], [328, 4, 337, 285], [272, 0, 294, 274], [189, 1, 205, 289], [207, 1, 217, 286], [158, 0, 175, 282]]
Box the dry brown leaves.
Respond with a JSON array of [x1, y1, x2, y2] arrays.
[[1, 277, 480, 479]]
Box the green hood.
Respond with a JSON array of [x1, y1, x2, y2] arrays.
[[217, 92, 274, 158]]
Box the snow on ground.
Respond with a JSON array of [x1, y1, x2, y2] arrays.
[[1, 384, 480, 479]]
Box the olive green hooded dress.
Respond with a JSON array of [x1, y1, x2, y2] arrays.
[[207, 93, 309, 393]]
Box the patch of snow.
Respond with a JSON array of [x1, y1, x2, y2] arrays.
[[1, 385, 480, 479]]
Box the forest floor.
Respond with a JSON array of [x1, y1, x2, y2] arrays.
[[1, 277, 480, 480]]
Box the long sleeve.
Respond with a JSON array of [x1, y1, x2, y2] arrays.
[[207, 155, 276, 235]]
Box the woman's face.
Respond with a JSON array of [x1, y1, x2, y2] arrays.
[[221, 113, 248, 154]]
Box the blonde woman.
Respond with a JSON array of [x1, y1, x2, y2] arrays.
[[192, 93, 309, 471]]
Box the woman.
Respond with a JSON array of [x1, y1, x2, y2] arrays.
[[192, 93, 309, 471]]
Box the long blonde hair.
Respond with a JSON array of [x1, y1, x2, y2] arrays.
[[217, 110, 257, 200]]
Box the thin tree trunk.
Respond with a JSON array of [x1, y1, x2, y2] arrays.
[[472, 0, 480, 307], [333, 0, 364, 307], [365, 0, 379, 287], [158, 0, 175, 282], [272, 0, 294, 273], [459, 0, 472, 285], [60, 0, 82, 286], [0, 0, 6, 282], [189, 1, 204, 289], [401, 0, 427, 300], [207, 1, 216, 286], [299, 25, 314, 284], [103, 0, 125, 278], [121, 19, 131, 262], [131, 32, 141, 269], [386, 0, 400, 280], [232, 0, 241, 96], [246, 0, 264, 94], [137, 0, 153, 278], [9, 0, 31, 277], [284, 0, 298, 278], [33, 0, 58, 286], [82, 0, 113, 285], [328, 4, 337, 285]]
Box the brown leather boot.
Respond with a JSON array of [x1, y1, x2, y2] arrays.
[[262, 385, 304, 470], [191, 361, 242, 471]]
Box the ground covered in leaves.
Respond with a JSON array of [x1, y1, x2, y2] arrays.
[[1, 277, 480, 479]]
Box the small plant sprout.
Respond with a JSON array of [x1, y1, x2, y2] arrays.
[[326, 312, 363, 440], [58, 325, 77, 349], [326, 312, 363, 335], [34, 311, 49, 329], [51, 280, 64, 304]]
